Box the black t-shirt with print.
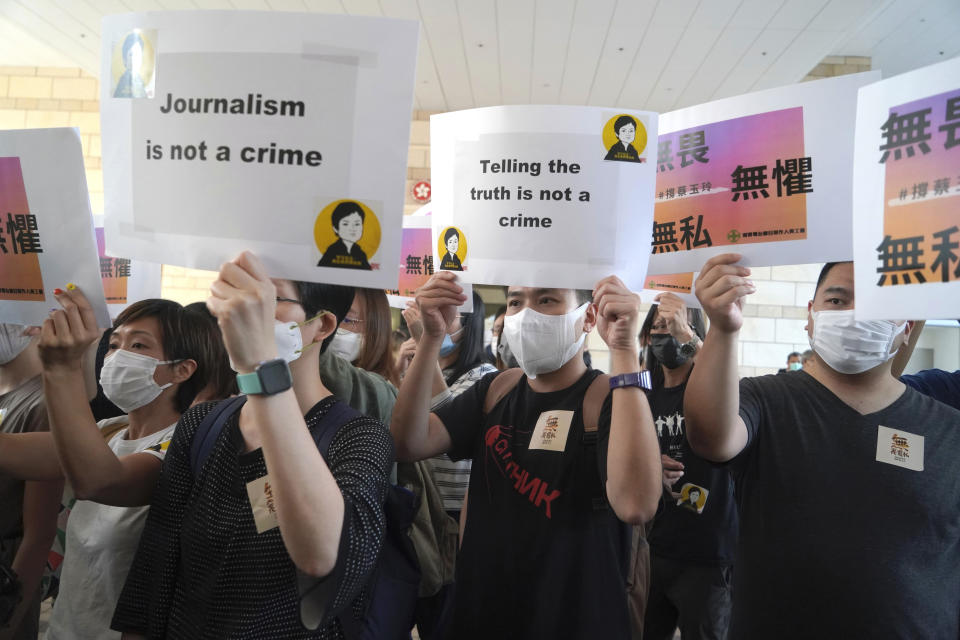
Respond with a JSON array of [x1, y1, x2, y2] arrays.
[[646, 381, 738, 566], [435, 369, 630, 639], [729, 370, 960, 640]]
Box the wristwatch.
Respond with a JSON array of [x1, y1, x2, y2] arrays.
[[679, 336, 702, 357], [609, 371, 652, 390], [236, 358, 293, 396]]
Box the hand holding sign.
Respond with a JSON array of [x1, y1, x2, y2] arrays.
[[654, 293, 696, 345], [593, 275, 641, 355], [207, 252, 278, 373], [414, 272, 466, 340], [693, 254, 755, 334], [40, 286, 103, 372]]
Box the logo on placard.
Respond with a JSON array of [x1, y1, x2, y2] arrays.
[[110, 29, 157, 99], [602, 113, 648, 164], [727, 229, 741, 243], [676, 483, 708, 514], [438, 226, 467, 271], [315, 200, 381, 271], [412, 180, 431, 203]]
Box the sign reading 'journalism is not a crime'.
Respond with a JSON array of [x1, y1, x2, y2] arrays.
[[100, 11, 419, 289]]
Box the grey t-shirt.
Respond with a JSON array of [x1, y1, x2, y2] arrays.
[[730, 370, 960, 639], [0, 375, 47, 540]]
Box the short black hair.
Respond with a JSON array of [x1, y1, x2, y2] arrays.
[[331, 201, 365, 230], [815, 261, 849, 295], [444, 227, 460, 244], [294, 281, 356, 353], [114, 299, 213, 413], [575, 289, 593, 306], [787, 351, 801, 360], [184, 302, 238, 401], [614, 115, 636, 135]]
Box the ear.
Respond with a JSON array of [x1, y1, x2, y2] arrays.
[[805, 299, 814, 333], [306, 312, 338, 348], [171, 358, 198, 385], [581, 302, 597, 334]]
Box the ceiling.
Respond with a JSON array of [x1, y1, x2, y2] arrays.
[[0, 0, 957, 112]]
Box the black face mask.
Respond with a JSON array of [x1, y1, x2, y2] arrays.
[[649, 333, 691, 370]]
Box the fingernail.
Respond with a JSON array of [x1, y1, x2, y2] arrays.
[[54, 288, 64, 295], [66, 283, 76, 291]]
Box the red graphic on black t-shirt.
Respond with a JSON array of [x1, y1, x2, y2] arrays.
[[484, 424, 562, 518]]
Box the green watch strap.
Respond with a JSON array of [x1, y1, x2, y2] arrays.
[[236, 370, 263, 395]]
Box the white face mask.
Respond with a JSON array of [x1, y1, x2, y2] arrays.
[[502, 303, 589, 379], [809, 309, 906, 375], [0, 324, 33, 366], [274, 319, 306, 364], [100, 349, 181, 413], [329, 328, 363, 362]]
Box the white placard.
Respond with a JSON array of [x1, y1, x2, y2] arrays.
[[638, 272, 701, 309], [92, 216, 162, 317], [853, 57, 960, 320], [0, 128, 110, 327], [648, 72, 879, 275], [100, 11, 418, 289], [431, 106, 658, 291]]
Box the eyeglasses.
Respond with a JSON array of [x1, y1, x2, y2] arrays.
[[276, 297, 302, 305], [341, 316, 365, 328]]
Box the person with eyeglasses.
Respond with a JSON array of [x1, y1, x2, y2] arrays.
[[328, 288, 400, 387], [638, 293, 737, 640]]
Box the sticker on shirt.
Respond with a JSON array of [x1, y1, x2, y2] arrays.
[[529, 410, 574, 452], [676, 483, 708, 514], [876, 425, 924, 471], [245, 474, 280, 534]]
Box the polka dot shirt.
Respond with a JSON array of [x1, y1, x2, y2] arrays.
[[111, 396, 393, 639]]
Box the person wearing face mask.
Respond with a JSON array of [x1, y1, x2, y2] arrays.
[[391, 272, 661, 639], [0, 323, 60, 640], [0, 294, 217, 640], [684, 256, 960, 639], [328, 288, 400, 386], [112, 252, 393, 638], [777, 352, 802, 374], [638, 294, 737, 640]]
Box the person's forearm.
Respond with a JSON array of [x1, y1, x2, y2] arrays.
[[430, 362, 448, 400], [684, 329, 743, 461], [0, 432, 62, 481], [43, 368, 126, 500], [605, 349, 661, 525], [252, 391, 345, 577], [391, 335, 444, 461]]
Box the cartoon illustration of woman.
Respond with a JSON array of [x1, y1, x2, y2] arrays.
[[317, 201, 372, 270], [604, 115, 643, 163], [440, 227, 463, 271], [114, 32, 147, 98]]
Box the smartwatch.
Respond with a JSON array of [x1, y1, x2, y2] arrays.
[[609, 371, 652, 391], [236, 358, 293, 396]]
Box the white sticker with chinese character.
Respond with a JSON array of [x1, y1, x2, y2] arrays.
[[529, 410, 574, 452], [245, 474, 280, 534], [876, 425, 924, 472]]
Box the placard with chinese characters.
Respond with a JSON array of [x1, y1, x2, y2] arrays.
[[853, 57, 960, 320], [0, 129, 109, 326], [649, 72, 879, 275], [100, 11, 418, 289]]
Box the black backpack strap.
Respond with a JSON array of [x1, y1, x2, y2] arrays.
[[190, 395, 247, 478], [311, 399, 362, 457]]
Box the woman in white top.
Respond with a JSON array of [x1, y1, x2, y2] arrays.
[[0, 293, 219, 639]]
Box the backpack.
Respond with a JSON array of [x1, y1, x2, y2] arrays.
[[190, 395, 420, 639], [481, 369, 649, 639]]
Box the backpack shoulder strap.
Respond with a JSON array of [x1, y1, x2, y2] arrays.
[[583, 373, 611, 433], [482, 368, 525, 415], [311, 399, 363, 457], [189, 395, 247, 477]]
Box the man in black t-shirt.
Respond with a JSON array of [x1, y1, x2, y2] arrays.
[[685, 256, 960, 639], [391, 272, 662, 639]]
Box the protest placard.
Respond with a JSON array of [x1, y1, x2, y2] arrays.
[[853, 57, 960, 320], [386, 215, 472, 312], [93, 216, 162, 316], [639, 272, 700, 309], [648, 72, 879, 275], [0, 128, 110, 327], [431, 106, 658, 291], [100, 11, 418, 289]]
